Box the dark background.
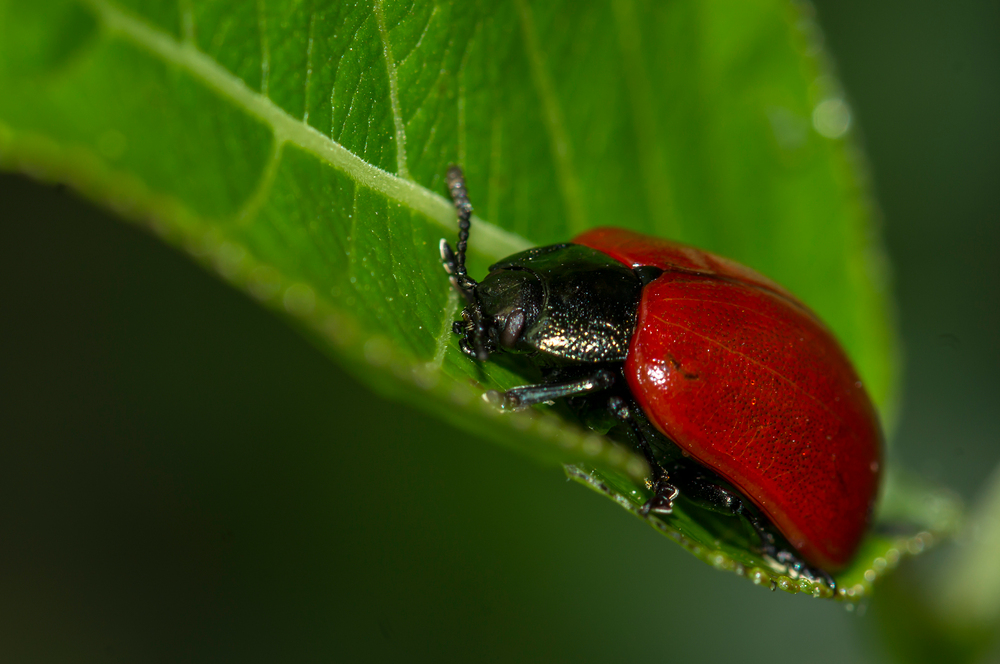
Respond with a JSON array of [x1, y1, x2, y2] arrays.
[[1, 1, 997, 661]]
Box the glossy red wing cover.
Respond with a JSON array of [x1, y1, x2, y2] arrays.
[[574, 227, 804, 308], [575, 228, 882, 570]]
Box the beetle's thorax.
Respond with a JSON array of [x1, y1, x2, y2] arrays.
[[455, 244, 645, 364]]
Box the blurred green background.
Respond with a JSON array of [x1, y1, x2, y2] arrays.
[[1, 0, 997, 661]]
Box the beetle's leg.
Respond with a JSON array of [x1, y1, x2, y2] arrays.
[[486, 369, 616, 410], [665, 462, 837, 591], [666, 462, 775, 540], [607, 396, 679, 515]]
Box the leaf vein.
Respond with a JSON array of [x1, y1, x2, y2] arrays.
[[398, 2, 438, 67], [487, 113, 503, 228], [428, 288, 459, 370], [372, 0, 410, 179], [405, 55, 453, 161], [81, 0, 529, 258], [257, 0, 270, 97], [236, 138, 285, 224], [513, 0, 587, 235], [303, 8, 316, 123], [348, 179, 359, 284], [610, 0, 679, 235], [456, 19, 481, 169], [178, 0, 194, 43]]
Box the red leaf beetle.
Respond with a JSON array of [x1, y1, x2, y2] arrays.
[[440, 166, 882, 588]]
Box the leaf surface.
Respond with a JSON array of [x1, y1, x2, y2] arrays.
[[0, 0, 947, 598]]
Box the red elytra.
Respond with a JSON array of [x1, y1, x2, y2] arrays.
[[574, 227, 883, 571]]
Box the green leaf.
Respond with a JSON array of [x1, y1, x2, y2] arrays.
[[0, 0, 945, 598], [876, 463, 1000, 661], [937, 464, 1000, 632]]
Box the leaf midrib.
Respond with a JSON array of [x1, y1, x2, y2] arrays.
[[82, 0, 530, 259]]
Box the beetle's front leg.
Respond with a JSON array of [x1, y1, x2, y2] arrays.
[[485, 369, 616, 410]]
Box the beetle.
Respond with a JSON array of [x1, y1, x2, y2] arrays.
[[439, 166, 882, 589]]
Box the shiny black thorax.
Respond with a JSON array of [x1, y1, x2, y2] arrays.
[[454, 243, 646, 364]]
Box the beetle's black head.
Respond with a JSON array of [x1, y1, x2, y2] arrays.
[[442, 241, 648, 364], [446, 251, 544, 360], [441, 166, 652, 364]]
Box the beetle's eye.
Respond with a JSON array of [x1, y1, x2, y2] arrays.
[[500, 308, 527, 348]]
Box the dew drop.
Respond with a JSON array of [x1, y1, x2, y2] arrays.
[[812, 98, 852, 139]]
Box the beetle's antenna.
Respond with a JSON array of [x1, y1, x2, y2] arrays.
[[446, 166, 476, 293], [443, 165, 489, 361]]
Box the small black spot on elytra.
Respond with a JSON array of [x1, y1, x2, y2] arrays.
[[667, 353, 698, 379]]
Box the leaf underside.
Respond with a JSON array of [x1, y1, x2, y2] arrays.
[[0, 0, 953, 598]]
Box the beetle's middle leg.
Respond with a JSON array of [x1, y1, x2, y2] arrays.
[[607, 395, 679, 515], [604, 399, 837, 591], [663, 461, 837, 591]]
